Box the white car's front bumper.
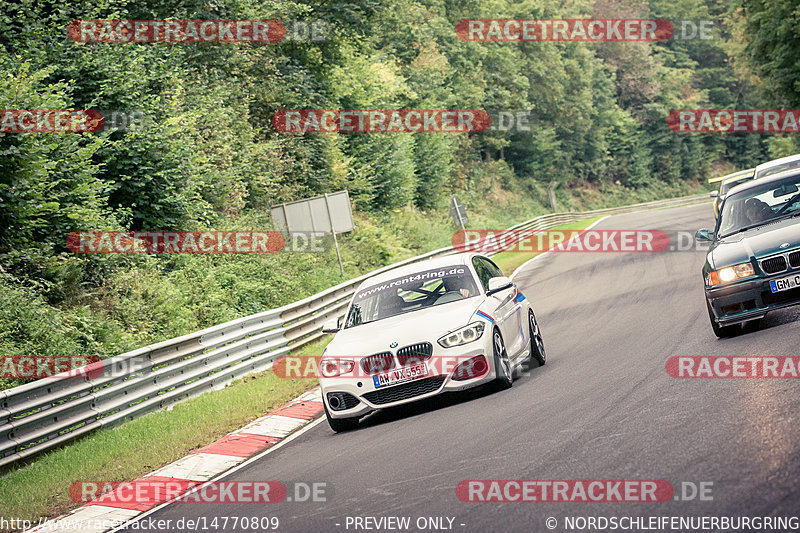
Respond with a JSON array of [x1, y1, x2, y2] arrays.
[[321, 340, 498, 419]]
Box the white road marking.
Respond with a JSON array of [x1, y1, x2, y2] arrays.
[[510, 216, 610, 280]]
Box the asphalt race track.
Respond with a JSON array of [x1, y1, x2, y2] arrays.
[[120, 203, 800, 532]]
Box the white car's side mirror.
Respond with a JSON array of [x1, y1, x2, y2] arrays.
[[709, 191, 719, 198], [322, 317, 341, 334], [487, 276, 513, 295]]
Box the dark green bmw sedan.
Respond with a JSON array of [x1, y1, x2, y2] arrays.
[[696, 169, 800, 337]]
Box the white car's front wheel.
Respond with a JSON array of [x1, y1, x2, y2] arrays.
[[529, 310, 546, 366], [324, 401, 360, 433], [493, 328, 513, 389]]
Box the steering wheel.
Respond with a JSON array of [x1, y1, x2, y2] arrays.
[[435, 291, 464, 304], [775, 192, 800, 216]]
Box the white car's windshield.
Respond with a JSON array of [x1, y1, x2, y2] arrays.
[[719, 175, 753, 195], [756, 160, 800, 179], [344, 266, 479, 328], [718, 172, 800, 237]]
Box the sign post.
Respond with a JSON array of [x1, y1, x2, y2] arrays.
[[324, 193, 345, 275], [450, 195, 468, 233], [271, 190, 354, 276]]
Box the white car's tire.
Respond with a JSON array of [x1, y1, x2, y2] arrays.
[[529, 310, 546, 366], [324, 401, 360, 432], [493, 328, 513, 389]]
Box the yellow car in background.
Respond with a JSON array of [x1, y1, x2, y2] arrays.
[[709, 168, 755, 219]]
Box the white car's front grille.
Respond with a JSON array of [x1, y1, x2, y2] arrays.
[[396, 342, 433, 366], [359, 343, 434, 374], [360, 352, 394, 374]]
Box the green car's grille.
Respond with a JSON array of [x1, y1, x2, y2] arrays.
[[761, 255, 788, 274]]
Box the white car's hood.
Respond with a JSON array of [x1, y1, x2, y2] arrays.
[[326, 297, 487, 355]]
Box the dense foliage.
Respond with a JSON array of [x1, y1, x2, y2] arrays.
[[0, 0, 795, 385]]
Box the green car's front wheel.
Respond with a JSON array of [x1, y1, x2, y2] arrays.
[[707, 300, 739, 338]]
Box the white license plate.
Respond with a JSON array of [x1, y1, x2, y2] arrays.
[[372, 362, 427, 388], [770, 274, 800, 293]]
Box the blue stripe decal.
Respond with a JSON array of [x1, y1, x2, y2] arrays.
[[475, 310, 495, 323], [513, 290, 526, 303]]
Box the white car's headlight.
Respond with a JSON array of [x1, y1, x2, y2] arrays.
[[320, 358, 354, 377], [438, 322, 485, 348]]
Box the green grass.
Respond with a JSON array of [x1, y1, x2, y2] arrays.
[[0, 337, 329, 528], [492, 216, 605, 275]]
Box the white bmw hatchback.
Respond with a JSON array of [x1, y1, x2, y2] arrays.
[[319, 253, 546, 432]]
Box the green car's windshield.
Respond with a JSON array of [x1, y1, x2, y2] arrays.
[[718, 172, 800, 238]]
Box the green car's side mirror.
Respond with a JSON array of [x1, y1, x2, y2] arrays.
[[695, 229, 714, 242]]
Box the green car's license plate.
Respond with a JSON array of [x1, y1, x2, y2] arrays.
[[770, 274, 800, 293]]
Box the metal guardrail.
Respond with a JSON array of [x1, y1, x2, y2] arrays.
[[0, 192, 709, 469]]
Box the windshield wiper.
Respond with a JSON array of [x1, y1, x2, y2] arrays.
[[766, 211, 800, 224], [721, 223, 767, 237]]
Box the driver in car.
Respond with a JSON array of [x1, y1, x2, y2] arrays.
[[744, 197, 773, 224], [442, 276, 472, 298]]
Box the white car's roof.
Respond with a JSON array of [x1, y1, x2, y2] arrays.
[[356, 253, 477, 290], [754, 153, 800, 177], [726, 167, 800, 196]]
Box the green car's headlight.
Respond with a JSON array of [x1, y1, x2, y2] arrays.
[[708, 262, 755, 286]]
